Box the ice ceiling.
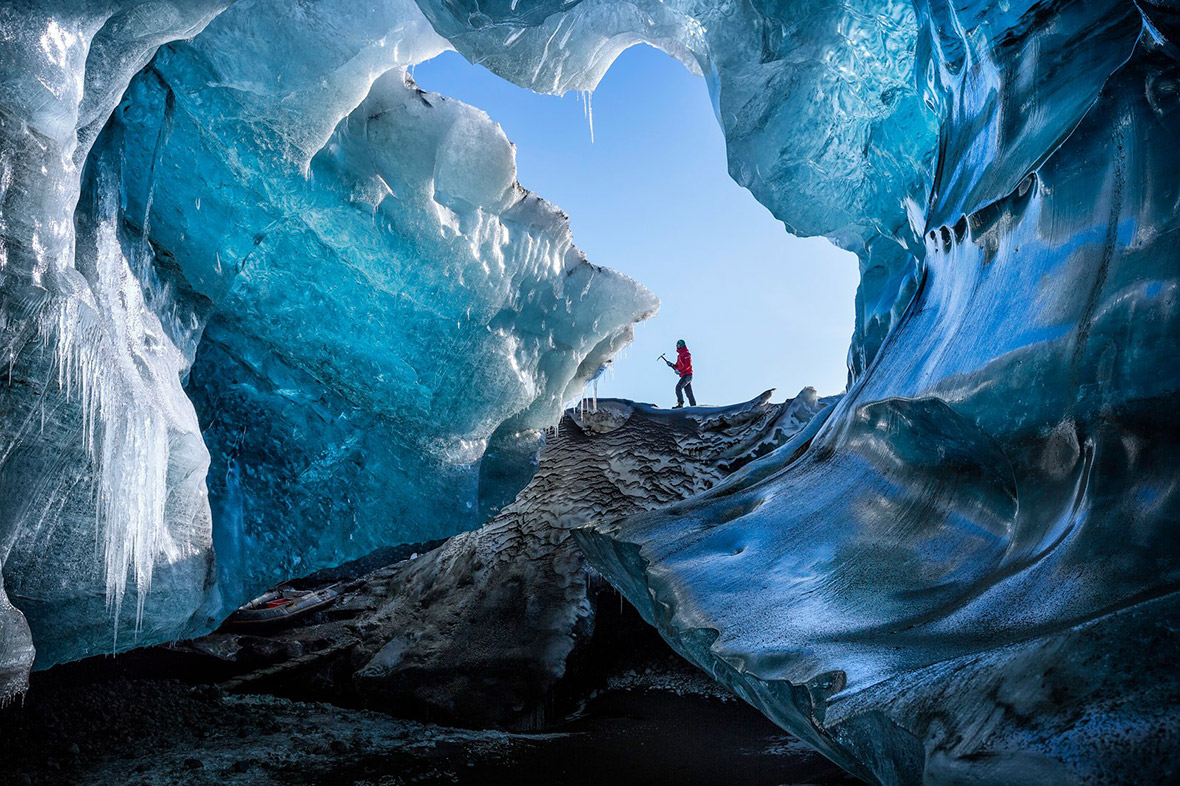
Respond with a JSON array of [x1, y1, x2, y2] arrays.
[[0, 0, 1177, 782]]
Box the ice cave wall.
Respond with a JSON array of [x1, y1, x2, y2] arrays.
[[0, 0, 935, 693], [0, 0, 230, 700], [111, 0, 657, 606], [2, 16, 1175, 786], [435, 0, 1179, 782], [0, 0, 656, 684]]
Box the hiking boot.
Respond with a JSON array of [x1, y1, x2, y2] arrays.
[[673, 403, 684, 409]]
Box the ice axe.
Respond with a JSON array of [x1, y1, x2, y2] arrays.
[[658, 353, 673, 368]]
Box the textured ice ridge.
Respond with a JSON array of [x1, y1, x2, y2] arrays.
[[179, 390, 830, 728]]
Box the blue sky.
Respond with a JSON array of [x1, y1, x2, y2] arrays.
[[414, 46, 858, 406]]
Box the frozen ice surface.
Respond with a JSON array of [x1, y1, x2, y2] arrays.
[[548, 2, 1179, 783], [0, 0, 226, 696], [141, 1, 658, 605]]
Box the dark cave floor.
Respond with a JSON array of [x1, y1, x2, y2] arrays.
[[0, 652, 859, 786], [1, 551, 859, 786]]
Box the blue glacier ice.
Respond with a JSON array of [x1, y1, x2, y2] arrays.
[[1, 0, 1178, 782], [412, 0, 940, 381], [113, 3, 657, 606], [0, 0, 654, 680], [0, 0, 228, 698], [412, 0, 1180, 780]]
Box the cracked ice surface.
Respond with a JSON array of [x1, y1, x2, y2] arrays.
[[0, 0, 655, 678]]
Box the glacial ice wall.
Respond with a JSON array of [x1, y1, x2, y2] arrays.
[[2, 9, 1175, 785], [112, 0, 656, 603], [0, 0, 228, 700], [0, 0, 655, 680], [564, 2, 1180, 784]]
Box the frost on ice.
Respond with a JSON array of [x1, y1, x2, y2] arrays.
[[0, 0, 227, 699]]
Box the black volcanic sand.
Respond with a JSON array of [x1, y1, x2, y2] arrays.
[[0, 659, 860, 786], [0, 570, 859, 785]]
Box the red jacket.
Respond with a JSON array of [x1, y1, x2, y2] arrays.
[[673, 346, 693, 377]]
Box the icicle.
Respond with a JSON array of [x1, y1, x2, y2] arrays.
[[587, 90, 595, 144], [45, 151, 183, 650], [579, 90, 596, 143], [0, 151, 11, 274]]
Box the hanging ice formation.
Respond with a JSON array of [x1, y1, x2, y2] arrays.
[[1, 1, 1178, 783]]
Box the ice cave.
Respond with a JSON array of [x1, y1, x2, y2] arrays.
[[0, 0, 1177, 784]]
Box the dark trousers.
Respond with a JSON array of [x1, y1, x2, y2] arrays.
[[676, 374, 696, 406]]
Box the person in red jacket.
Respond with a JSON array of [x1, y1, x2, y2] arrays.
[[665, 339, 696, 408]]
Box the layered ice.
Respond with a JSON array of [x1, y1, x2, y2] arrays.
[[0, 0, 655, 677], [493, 1, 1178, 782], [120, 1, 656, 602], [0, 0, 227, 700]]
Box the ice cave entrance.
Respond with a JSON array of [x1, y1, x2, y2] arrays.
[[414, 46, 859, 405]]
